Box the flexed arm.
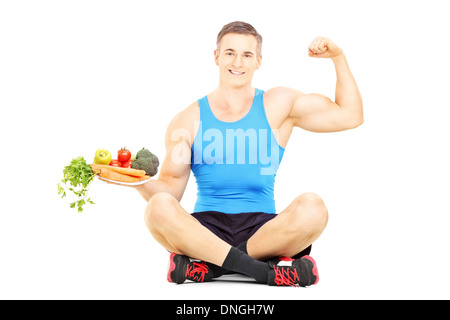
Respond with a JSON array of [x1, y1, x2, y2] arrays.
[[289, 37, 363, 132]]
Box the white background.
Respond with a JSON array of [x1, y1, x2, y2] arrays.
[[1, 0, 449, 299]]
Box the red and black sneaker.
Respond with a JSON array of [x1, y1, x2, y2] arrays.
[[167, 252, 215, 284], [267, 255, 319, 287]]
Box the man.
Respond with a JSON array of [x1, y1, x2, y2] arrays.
[[133, 21, 363, 286]]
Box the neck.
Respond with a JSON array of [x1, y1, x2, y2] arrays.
[[212, 82, 255, 110]]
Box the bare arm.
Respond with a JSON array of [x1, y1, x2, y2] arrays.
[[135, 111, 193, 202], [288, 37, 363, 132]]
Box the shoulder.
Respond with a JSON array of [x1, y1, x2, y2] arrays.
[[165, 101, 200, 147], [264, 87, 304, 105], [262, 87, 304, 124], [172, 101, 200, 127]]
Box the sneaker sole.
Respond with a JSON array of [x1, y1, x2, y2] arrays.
[[167, 252, 186, 284], [302, 255, 319, 285]]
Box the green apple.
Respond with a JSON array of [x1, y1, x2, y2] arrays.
[[94, 149, 111, 165]]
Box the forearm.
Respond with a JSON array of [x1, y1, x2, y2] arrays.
[[135, 178, 173, 202], [332, 54, 363, 121]]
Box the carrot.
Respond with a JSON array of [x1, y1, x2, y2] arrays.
[[138, 175, 151, 181], [97, 167, 140, 183], [90, 164, 146, 177]]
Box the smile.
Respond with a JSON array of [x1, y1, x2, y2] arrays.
[[228, 69, 245, 76]]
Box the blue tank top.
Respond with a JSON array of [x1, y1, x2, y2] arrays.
[[191, 89, 285, 214]]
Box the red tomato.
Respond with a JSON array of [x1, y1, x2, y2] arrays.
[[122, 160, 133, 168], [118, 148, 131, 163], [109, 159, 122, 167]]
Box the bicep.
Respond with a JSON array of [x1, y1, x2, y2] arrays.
[[157, 117, 193, 201], [290, 93, 355, 132], [157, 150, 191, 201]]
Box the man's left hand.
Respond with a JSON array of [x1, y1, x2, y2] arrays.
[[308, 37, 343, 59]]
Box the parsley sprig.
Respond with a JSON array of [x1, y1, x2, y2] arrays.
[[57, 156, 98, 213]]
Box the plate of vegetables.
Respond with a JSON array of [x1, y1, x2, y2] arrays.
[[91, 146, 159, 184], [58, 147, 159, 212]]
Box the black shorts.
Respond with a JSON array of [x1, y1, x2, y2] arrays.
[[191, 211, 311, 258]]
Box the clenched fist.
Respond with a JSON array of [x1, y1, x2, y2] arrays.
[[308, 37, 343, 59]]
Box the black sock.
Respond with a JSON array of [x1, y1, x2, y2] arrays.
[[236, 241, 248, 254], [221, 247, 270, 283], [207, 241, 248, 278]]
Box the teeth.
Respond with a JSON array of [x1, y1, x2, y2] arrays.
[[229, 70, 244, 75]]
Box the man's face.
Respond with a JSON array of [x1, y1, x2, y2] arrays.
[[214, 33, 261, 88]]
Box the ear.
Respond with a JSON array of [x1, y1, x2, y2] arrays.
[[256, 54, 262, 70], [214, 49, 219, 66]]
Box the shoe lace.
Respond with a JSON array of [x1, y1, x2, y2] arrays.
[[273, 266, 300, 287], [185, 261, 209, 282]]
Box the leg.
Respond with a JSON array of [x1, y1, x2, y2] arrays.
[[145, 192, 272, 284], [247, 192, 328, 260], [144, 192, 231, 266]]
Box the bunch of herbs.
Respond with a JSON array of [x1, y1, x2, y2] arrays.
[[57, 156, 98, 213]]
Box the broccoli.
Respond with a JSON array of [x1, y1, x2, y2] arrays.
[[132, 148, 159, 176], [136, 148, 153, 159]]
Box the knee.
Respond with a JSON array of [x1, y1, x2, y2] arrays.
[[144, 192, 177, 230], [288, 192, 328, 233]]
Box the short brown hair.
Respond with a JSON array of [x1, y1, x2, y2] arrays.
[[217, 21, 263, 56]]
